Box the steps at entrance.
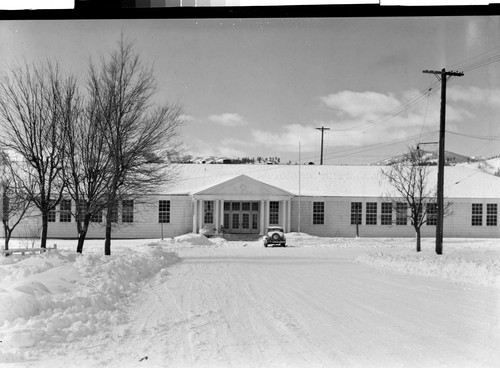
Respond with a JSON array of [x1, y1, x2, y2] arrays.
[[222, 233, 263, 242]]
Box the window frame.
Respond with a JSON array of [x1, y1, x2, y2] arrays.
[[122, 200, 134, 223], [426, 203, 437, 226], [159, 200, 171, 224], [269, 201, 280, 225], [471, 203, 483, 226], [350, 202, 362, 225], [365, 202, 377, 225], [486, 203, 497, 226], [381, 202, 392, 225], [204, 200, 214, 224], [312, 201, 325, 225], [395, 202, 408, 226], [60, 199, 72, 223]]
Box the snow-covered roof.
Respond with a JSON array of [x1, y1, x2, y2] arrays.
[[159, 164, 500, 199]]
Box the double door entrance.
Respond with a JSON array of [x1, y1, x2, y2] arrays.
[[223, 201, 260, 234]]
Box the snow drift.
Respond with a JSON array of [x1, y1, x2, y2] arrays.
[[0, 244, 180, 361]]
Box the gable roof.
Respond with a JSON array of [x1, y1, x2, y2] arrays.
[[159, 164, 500, 199], [194, 174, 293, 199]]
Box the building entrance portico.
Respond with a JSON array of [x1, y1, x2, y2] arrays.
[[192, 174, 293, 236]]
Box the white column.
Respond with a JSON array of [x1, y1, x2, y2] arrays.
[[281, 200, 286, 229], [221, 200, 225, 227], [215, 200, 220, 233], [265, 200, 270, 229], [287, 199, 291, 233], [192, 199, 198, 233], [198, 200, 203, 232], [260, 200, 265, 234]]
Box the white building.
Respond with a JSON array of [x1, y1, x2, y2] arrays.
[[7, 164, 500, 239]]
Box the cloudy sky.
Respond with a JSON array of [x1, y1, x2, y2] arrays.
[[1, 15, 499, 164]]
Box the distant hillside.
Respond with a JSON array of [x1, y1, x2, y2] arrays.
[[372, 150, 476, 166]]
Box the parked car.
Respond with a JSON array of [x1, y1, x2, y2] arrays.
[[263, 226, 286, 247]]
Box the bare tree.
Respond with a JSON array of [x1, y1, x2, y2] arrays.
[[0, 150, 34, 252], [88, 38, 182, 255], [61, 86, 116, 253], [0, 62, 78, 248], [381, 147, 449, 252]]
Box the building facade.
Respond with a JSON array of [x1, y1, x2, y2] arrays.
[[5, 164, 500, 240]]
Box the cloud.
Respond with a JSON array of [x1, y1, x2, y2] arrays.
[[179, 114, 196, 123], [448, 86, 500, 107], [208, 113, 247, 127], [320, 91, 401, 119], [250, 87, 478, 154]]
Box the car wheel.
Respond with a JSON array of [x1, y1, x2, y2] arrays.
[[272, 233, 280, 241]]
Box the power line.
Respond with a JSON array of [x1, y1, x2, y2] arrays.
[[446, 130, 500, 141]]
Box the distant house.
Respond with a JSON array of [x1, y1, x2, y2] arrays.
[[6, 164, 500, 239]]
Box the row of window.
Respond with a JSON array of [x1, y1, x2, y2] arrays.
[[43, 199, 498, 228], [348, 202, 437, 226], [48, 199, 137, 223]]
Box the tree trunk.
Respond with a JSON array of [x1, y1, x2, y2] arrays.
[[416, 229, 421, 252], [40, 212, 48, 248], [3, 225, 11, 256], [104, 204, 112, 256], [76, 222, 89, 254]]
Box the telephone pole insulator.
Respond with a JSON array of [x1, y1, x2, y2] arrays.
[[316, 126, 330, 165], [422, 68, 464, 255]]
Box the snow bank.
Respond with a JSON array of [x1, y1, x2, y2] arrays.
[[174, 233, 214, 246], [356, 251, 500, 288], [0, 243, 180, 362]]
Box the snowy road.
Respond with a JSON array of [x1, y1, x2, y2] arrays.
[[41, 245, 499, 368]]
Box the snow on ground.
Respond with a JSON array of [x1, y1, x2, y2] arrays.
[[0, 234, 499, 367]]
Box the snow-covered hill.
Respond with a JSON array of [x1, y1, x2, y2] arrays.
[[456, 157, 500, 176]]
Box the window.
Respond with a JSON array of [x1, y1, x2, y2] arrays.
[[350, 202, 362, 225], [159, 200, 170, 223], [204, 201, 214, 224], [313, 202, 324, 225], [91, 209, 102, 223], [232, 202, 240, 211], [427, 203, 437, 226], [381, 202, 392, 225], [224, 202, 230, 211], [472, 203, 483, 226], [252, 202, 259, 211], [122, 200, 134, 223], [60, 199, 71, 222], [109, 201, 118, 223], [366, 202, 377, 225], [269, 201, 279, 225], [486, 203, 497, 226], [242, 202, 250, 211], [48, 199, 56, 222], [396, 203, 407, 225]]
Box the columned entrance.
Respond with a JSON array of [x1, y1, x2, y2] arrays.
[[192, 174, 294, 236], [223, 201, 260, 234]]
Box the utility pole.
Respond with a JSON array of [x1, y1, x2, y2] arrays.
[[316, 126, 330, 165], [422, 68, 463, 255]]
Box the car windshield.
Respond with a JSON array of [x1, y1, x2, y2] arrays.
[[267, 227, 283, 232]]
